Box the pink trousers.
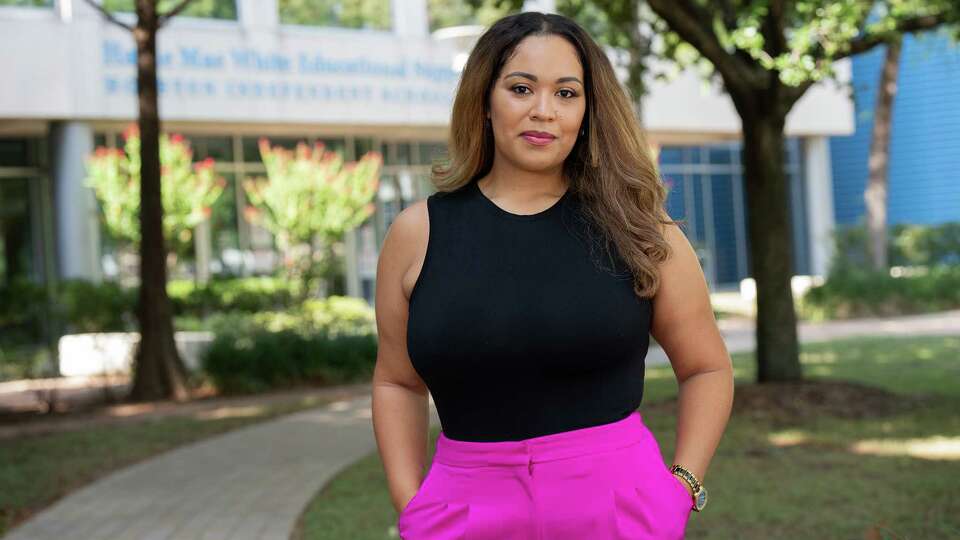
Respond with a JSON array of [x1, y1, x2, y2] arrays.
[[397, 410, 693, 539]]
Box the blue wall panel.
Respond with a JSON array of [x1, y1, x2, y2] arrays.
[[830, 30, 960, 226]]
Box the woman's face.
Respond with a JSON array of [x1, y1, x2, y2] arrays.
[[488, 34, 587, 174]]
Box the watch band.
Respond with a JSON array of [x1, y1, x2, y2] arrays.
[[670, 464, 708, 512]]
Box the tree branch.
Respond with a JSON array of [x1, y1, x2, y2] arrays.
[[82, 0, 134, 32], [646, 0, 766, 96], [834, 13, 948, 60], [158, 0, 196, 28], [780, 77, 816, 112], [762, 0, 788, 59], [718, 0, 738, 32]]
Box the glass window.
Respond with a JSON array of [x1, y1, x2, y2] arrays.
[[379, 141, 392, 165], [657, 146, 683, 166], [278, 0, 391, 30], [708, 145, 733, 165], [378, 173, 402, 229], [418, 142, 447, 166], [0, 139, 30, 167], [354, 137, 375, 160], [101, 0, 238, 19], [210, 172, 240, 263], [0, 178, 35, 286], [317, 137, 346, 158], [242, 136, 305, 163], [189, 136, 234, 162], [395, 142, 411, 165], [94, 133, 108, 149]]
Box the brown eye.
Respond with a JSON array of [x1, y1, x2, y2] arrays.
[[511, 85, 531, 95]]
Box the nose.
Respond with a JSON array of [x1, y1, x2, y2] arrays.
[[530, 92, 557, 121]]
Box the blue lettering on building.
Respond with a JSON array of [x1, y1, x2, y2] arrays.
[[179, 47, 225, 70]]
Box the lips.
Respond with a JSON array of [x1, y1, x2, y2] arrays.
[[521, 131, 556, 145]]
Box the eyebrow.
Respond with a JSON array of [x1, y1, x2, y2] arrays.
[[504, 71, 583, 85]]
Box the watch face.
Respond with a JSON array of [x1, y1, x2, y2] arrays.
[[695, 488, 708, 510]]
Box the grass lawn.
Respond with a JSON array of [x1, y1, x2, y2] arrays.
[[0, 388, 362, 537], [294, 334, 960, 540]]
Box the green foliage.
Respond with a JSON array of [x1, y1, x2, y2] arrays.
[[202, 329, 376, 394], [529, 0, 960, 98], [0, 279, 135, 337], [828, 221, 960, 274], [0, 0, 53, 6], [192, 295, 376, 337], [57, 279, 137, 333], [84, 125, 226, 254], [0, 279, 48, 342], [102, 0, 238, 19], [243, 139, 381, 247], [800, 264, 960, 320], [200, 296, 377, 394], [802, 222, 960, 319], [167, 276, 302, 317], [277, 0, 391, 30], [427, 0, 512, 32], [243, 138, 380, 295], [0, 277, 311, 343], [890, 222, 960, 266]]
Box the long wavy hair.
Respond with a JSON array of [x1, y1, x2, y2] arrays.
[[430, 11, 680, 299]]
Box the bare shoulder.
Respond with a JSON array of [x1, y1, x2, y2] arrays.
[[373, 198, 431, 390], [378, 199, 429, 303]]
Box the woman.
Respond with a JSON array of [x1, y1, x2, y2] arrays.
[[372, 11, 733, 540]]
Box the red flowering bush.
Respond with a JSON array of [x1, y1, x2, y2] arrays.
[[85, 124, 226, 254]]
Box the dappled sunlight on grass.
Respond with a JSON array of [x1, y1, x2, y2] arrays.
[[849, 436, 960, 460], [644, 367, 676, 379], [106, 403, 167, 417], [800, 350, 838, 364], [767, 429, 811, 447]]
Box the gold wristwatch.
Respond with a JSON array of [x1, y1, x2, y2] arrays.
[[670, 464, 708, 512]]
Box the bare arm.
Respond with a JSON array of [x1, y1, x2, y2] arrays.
[[650, 212, 735, 490], [371, 199, 432, 515]]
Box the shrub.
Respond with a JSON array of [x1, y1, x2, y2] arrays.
[[830, 221, 960, 272], [198, 295, 377, 394], [57, 279, 137, 333], [167, 276, 302, 317], [800, 264, 960, 320], [202, 329, 377, 394]]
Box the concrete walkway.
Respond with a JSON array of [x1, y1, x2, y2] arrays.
[[646, 308, 960, 364], [5, 309, 958, 540]]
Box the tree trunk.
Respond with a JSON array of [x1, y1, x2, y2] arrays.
[[865, 35, 902, 271], [739, 111, 803, 382], [128, 0, 189, 402]]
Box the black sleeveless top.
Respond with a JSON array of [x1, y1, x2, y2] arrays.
[[406, 179, 653, 442]]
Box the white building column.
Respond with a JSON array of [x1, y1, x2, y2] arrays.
[[391, 0, 429, 38], [803, 136, 836, 277], [237, 0, 278, 31], [523, 0, 557, 13], [50, 121, 101, 282]]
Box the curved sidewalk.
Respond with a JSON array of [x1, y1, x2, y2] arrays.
[[5, 309, 958, 540], [4, 388, 430, 540]]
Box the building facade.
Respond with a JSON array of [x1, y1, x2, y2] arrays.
[[830, 28, 960, 228], [0, 0, 853, 308]]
